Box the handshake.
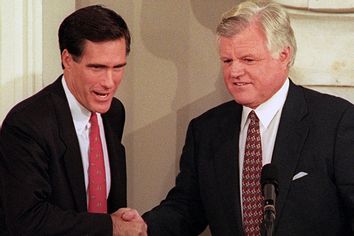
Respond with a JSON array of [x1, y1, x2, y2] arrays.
[[111, 208, 148, 236]]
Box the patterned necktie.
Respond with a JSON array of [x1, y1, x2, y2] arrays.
[[242, 110, 263, 235], [88, 112, 107, 213]]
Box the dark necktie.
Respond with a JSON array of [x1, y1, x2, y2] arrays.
[[242, 110, 263, 235], [88, 112, 107, 213]]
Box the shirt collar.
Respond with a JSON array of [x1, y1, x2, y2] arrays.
[[241, 78, 289, 131], [62, 76, 91, 134]]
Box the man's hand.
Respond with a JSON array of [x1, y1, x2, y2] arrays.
[[111, 208, 147, 236]]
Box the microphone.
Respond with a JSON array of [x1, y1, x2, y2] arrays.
[[260, 164, 278, 236]]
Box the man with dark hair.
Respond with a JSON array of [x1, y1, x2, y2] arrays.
[[143, 1, 354, 235], [0, 5, 146, 235]]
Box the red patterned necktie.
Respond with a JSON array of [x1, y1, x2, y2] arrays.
[[242, 110, 263, 235], [88, 112, 107, 213]]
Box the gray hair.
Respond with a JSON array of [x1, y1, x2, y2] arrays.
[[216, 0, 297, 67]]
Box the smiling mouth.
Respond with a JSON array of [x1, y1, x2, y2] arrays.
[[233, 82, 250, 86], [94, 91, 109, 98]]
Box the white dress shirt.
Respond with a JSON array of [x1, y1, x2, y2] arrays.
[[239, 78, 289, 213], [62, 77, 111, 204]]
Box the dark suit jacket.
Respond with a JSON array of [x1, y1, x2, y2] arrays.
[[0, 76, 126, 235], [143, 80, 354, 236]]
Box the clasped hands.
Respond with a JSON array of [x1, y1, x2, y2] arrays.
[[111, 208, 147, 236]]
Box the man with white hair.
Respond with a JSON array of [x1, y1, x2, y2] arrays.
[[143, 1, 354, 235]]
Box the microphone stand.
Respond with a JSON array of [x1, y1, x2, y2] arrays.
[[263, 204, 275, 236], [260, 164, 278, 236]]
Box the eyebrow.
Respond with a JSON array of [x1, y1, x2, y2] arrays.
[[86, 62, 127, 68]]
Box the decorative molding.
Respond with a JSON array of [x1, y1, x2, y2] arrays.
[[274, 0, 354, 13], [280, 0, 354, 88], [0, 0, 43, 121]]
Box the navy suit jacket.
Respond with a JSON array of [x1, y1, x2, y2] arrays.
[[143, 80, 354, 235], [0, 76, 126, 235]]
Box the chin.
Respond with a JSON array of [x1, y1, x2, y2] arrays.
[[233, 98, 254, 107], [98, 108, 110, 114], [233, 97, 246, 104], [91, 105, 110, 114]]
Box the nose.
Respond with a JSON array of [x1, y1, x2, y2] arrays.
[[230, 60, 244, 78], [101, 69, 115, 88]]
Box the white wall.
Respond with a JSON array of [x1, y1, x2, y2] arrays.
[[42, 1, 75, 85], [0, 1, 75, 122]]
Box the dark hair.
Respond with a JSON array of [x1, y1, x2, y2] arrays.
[[58, 5, 131, 66]]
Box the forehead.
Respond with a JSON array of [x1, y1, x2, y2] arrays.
[[219, 24, 269, 56], [79, 39, 127, 64], [81, 39, 126, 56]]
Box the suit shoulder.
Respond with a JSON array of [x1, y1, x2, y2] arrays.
[[187, 100, 241, 134], [3, 87, 55, 125], [301, 86, 354, 111], [106, 98, 125, 120], [193, 100, 240, 122], [110, 98, 125, 112], [1, 78, 69, 135], [102, 98, 126, 134]]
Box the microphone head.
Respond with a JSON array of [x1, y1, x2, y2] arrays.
[[260, 164, 279, 193]]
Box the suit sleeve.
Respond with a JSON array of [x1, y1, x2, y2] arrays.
[[143, 120, 208, 236], [0, 116, 112, 236], [334, 105, 354, 233]]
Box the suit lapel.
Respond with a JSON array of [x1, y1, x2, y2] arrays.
[[271, 81, 310, 227], [50, 77, 87, 212], [213, 102, 244, 234], [102, 113, 127, 212]]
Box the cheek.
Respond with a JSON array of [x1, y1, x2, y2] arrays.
[[114, 78, 122, 89], [223, 73, 230, 87], [222, 66, 230, 80], [78, 76, 96, 93], [114, 71, 124, 84]]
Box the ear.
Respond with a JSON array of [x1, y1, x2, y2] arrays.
[[61, 49, 73, 69], [278, 46, 291, 66]]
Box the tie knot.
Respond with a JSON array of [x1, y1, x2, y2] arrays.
[[248, 110, 258, 122]]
